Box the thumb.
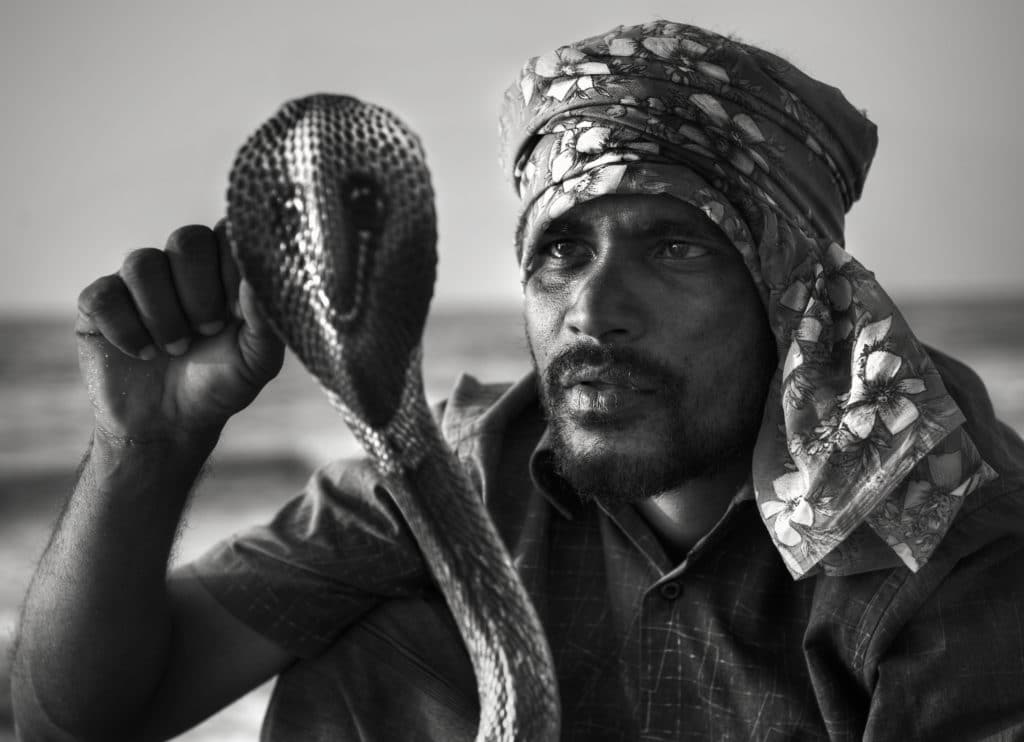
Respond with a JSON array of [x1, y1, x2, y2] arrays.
[[236, 278, 286, 382]]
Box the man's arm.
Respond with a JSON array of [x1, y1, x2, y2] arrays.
[[861, 532, 1024, 741], [11, 223, 291, 740]]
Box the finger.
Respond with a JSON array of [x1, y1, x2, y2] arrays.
[[119, 248, 192, 356], [214, 218, 242, 320], [237, 279, 286, 381], [76, 274, 157, 360], [237, 278, 276, 337], [165, 224, 228, 337]]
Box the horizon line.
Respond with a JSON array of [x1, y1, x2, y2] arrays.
[[4, 289, 1023, 321]]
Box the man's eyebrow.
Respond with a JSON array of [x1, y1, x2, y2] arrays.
[[543, 215, 589, 234], [642, 218, 700, 234], [519, 210, 730, 250], [540, 212, 709, 236], [526, 215, 592, 246]]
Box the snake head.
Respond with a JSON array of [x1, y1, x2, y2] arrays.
[[227, 94, 437, 429]]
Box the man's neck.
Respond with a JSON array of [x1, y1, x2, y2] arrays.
[[635, 458, 751, 561]]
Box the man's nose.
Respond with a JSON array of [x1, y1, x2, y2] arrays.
[[564, 258, 644, 342]]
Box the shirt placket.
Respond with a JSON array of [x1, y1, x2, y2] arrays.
[[606, 495, 752, 739]]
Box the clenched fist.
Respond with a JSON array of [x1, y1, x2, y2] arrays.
[[75, 222, 285, 447]]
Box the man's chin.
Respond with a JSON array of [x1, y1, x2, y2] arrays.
[[553, 445, 679, 510], [549, 419, 689, 509], [559, 422, 665, 460]]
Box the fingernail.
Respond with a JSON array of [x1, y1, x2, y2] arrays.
[[165, 338, 190, 356], [139, 345, 157, 361], [232, 299, 242, 319], [199, 320, 224, 336]]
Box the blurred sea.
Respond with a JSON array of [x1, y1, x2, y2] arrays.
[[0, 298, 1021, 740]]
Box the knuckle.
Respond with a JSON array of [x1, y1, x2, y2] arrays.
[[77, 275, 125, 318], [165, 224, 216, 262], [120, 247, 167, 284], [182, 288, 223, 320]]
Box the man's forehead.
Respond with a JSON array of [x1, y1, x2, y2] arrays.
[[540, 194, 727, 239]]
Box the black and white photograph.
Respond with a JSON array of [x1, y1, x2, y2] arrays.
[[3, 1, 1022, 739]]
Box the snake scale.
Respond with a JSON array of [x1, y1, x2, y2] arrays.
[[225, 94, 560, 741]]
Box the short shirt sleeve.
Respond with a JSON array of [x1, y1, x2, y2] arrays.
[[189, 457, 430, 658]]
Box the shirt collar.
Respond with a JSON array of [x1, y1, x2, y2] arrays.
[[528, 425, 585, 520]]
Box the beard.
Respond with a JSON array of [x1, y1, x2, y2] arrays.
[[534, 343, 769, 511]]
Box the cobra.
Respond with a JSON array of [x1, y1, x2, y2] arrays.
[[225, 94, 561, 741]]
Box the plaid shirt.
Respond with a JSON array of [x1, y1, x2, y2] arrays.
[[194, 349, 1024, 740]]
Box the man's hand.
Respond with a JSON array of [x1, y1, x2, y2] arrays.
[[10, 222, 293, 741], [75, 222, 285, 445]]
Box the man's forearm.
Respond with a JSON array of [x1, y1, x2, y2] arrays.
[[12, 429, 219, 739]]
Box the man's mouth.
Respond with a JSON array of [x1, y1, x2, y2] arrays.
[[560, 366, 656, 392], [556, 366, 659, 419], [542, 345, 682, 424]]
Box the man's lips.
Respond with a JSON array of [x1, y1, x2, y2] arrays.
[[554, 365, 662, 420], [562, 383, 653, 420], [559, 366, 657, 392], [543, 346, 681, 422]]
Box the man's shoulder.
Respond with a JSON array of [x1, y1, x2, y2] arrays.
[[926, 344, 1024, 550], [928, 344, 1024, 481], [431, 373, 517, 428], [312, 372, 539, 495], [432, 372, 540, 449], [811, 476, 1024, 677], [810, 345, 1024, 673]]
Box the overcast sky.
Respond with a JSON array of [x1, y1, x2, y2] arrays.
[[3, 0, 1021, 315]]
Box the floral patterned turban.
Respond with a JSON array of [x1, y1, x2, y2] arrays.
[[500, 20, 995, 578]]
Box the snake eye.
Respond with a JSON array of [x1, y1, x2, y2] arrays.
[[343, 173, 386, 231]]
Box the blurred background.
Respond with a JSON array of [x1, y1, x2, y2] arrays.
[[2, 0, 1021, 739]]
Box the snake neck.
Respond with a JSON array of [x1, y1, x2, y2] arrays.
[[326, 343, 436, 475]]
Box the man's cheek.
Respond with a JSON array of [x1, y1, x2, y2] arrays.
[[524, 322, 559, 375]]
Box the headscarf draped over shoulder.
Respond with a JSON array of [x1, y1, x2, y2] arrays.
[[499, 20, 995, 578]]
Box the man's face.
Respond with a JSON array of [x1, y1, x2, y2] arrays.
[[523, 193, 777, 508]]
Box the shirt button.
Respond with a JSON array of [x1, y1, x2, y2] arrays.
[[659, 581, 682, 600]]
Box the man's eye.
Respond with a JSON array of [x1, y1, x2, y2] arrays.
[[543, 240, 587, 260], [655, 241, 710, 260]]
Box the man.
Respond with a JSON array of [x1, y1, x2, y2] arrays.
[[12, 20, 1024, 741]]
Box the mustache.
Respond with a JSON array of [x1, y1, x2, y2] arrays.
[[543, 344, 682, 392]]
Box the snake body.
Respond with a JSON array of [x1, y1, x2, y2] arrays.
[[225, 94, 560, 741]]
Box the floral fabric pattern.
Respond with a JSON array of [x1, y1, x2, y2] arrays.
[[500, 20, 996, 578]]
